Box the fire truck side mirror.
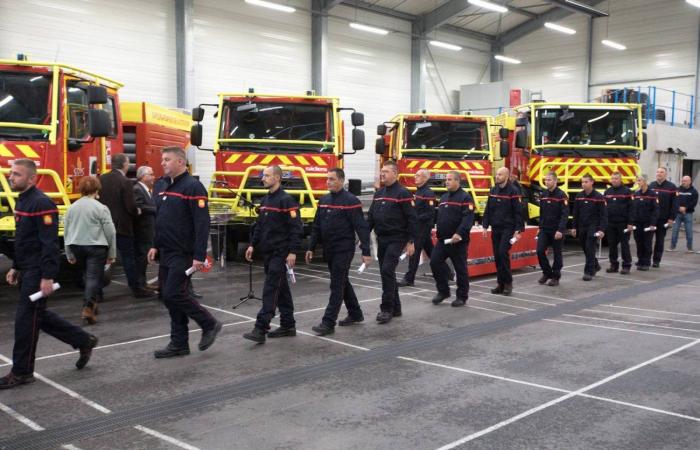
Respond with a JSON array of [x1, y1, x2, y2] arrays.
[[191, 124, 203, 147], [352, 129, 365, 151], [88, 109, 110, 138], [499, 140, 510, 158], [192, 107, 205, 122], [515, 130, 528, 149], [375, 137, 386, 155], [642, 131, 648, 150], [87, 86, 108, 105], [348, 179, 362, 196], [498, 128, 509, 139], [376, 124, 387, 136], [351, 112, 364, 127], [515, 117, 528, 127]]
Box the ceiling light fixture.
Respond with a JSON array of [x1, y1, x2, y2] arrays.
[[468, 0, 508, 13], [429, 40, 462, 51], [349, 22, 389, 35], [544, 22, 576, 35], [494, 54, 521, 64], [686, 0, 700, 8], [244, 0, 296, 13], [601, 39, 626, 50]]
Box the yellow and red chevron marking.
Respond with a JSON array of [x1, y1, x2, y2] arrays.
[[223, 152, 330, 168], [0, 143, 41, 159], [402, 159, 489, 174], [528, 156, 639, 182]]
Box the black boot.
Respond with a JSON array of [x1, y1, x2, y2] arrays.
[[243, 327, 266, 344], [311, 323, 335, 336], [338, 315, 364, 326], [154, 343, 190, 359], [199, 320, 223, 351], [491, 284, 504, 294], [0, 372, 35, 390], [431, 292, 450, 305], [268, 326, 296, 338], [76, 335, 98, 370]]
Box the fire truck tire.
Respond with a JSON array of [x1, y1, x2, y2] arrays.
[[123, 132, 137, 143]]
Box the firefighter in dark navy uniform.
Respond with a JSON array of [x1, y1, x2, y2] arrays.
[[536, 171, 569, 286], [430, 171, 475, 307], [571, 174, 607, 281], [367, 160, 418, 324], [148, 147, 222, 359], [306, 168, 371, 335], [630, 174, 659, 271], [398, 168, 435, 287], [1, 159, 97, 389], [604, 172, 634, 274], [482, 167, 524, 296], [648, 167, 678, 267], [243, 165, 304, 343]]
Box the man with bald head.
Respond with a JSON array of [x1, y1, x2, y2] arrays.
[[398, 168, 436, 287], [482, 166, 524, 296], [670, 175, 698, 253]]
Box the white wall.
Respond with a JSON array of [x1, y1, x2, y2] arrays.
[[0, 0, 177, 106]]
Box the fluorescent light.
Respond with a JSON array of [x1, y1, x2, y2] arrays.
[[468, 0, 508, 13], [244, 0, 295, 13], [686, 0, 700, 7], [602, 39, 626, 50], [0, 95, 14, 108], [429, 40, 462, 51], [544, 22, 576, 35], [588, 111, 609, 123], [349, 22, 389, 35], [557, 131, 568, 144], [494, 54, 521, 64]]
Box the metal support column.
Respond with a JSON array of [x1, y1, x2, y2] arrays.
[[311, 0, 328, 95], [410, 21, 426, 112], [175, 0, 195, 110], [695, 16, 700, 129], [490, 42, 503, 82], [584, 16, 593, 101]]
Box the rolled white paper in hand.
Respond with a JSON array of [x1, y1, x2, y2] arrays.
[[286, 264, 296, 284], [444, 238, 453, 245], [664, 223, 670, 229], [623, 226, 636, 234], [357, 263, 366, 273], [509, 236, 518, 245], [185, 266, 196, 276], [104, 263, 111, 272], [399, 252, 408, 261], [30, 283, 60, 302], [643, 226, 653, 232], [594, 231, 602, 238]]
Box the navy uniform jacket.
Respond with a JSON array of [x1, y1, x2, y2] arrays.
[[251, 187, 303, 255], [413, 184, 437, 225], [367, 182, 418, 244], [482, 182, 524, 231], [572, 190, 607, 232], [435, 189, 475, 240], [677, 185, 699, 214], [630, 188, 659, 225], [12, 186, 60, 279], [308, 189, 370, 256], [604, 185, 633, 225], [153, 172, 210, 261], [649, 180, 678, 223], [539, 187, 569, 233]]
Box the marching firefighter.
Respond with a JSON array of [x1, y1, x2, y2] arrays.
[[1, 159, 97, 389], [482, 167, 524, 296], [631, 174, 659, 271], [243, 165, 304, 343], [571, 174, 607, 281], [306, 168, 371, 335], [398, 169, 435, 287], [430, 171, 475, 307], [536, 171, 568, 286], [604, 172, 634, 274], [368, 160, 417, 324], [648, 167, 678, 267]]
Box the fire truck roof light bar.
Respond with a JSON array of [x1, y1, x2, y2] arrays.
[[244, 0, 296, 13], [468, 0, 508, 13]]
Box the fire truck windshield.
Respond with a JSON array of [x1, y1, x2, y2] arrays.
[[219, 101, 334, 152], [403, 120, 488, 160], [0, 72, 51, 140], [535, 108, 636, 148]]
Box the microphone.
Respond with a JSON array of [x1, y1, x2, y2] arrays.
[[213, 180, 229, 186]]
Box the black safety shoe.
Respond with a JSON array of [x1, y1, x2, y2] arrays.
[[199, 320, 223, 351], [397, 279, 414, 287], [546, 278, 559, 286], [392, 310, 402, 317], [638, 266, 650, 271], [311, 323, 335, 336], [594, 264, 601, 273], [154, 343, 190, 359], [243, 328, 266, 344], [537, 276, 549, 285], [133, 288, 157, 299], [76, 335, 98, 370], [502, 284, 513, 296], [268, 326, 296, 338], [620, 267, 630, 275], [431, 292, 450, 305], [451, 298, 467, 307], [338, 315, 364, 326], [652, 262, 660, 268], [606, 266, 619, 273], [376, 311, 393, 324], [582, 274, 593, 281], [491, 284, 504, 294], [0, 372, 35, 390]]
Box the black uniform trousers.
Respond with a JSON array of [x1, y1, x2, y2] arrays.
[[158, 253, 216, 348], [403, 223, 433, 283], [578, 226, 601, 276], [12, 268, 90, 376], [430, 240, 469, 300], [378, 239, 404, 314], [491, 226, 514, 285], [633, 223, 654, 267], [607, 223, 632, 269], [255, 252, 296, 331], [134, 238, 152, 289], [537, 229, 563, 280], [321, 250, 363, 327], [652, 224, 668, 264]]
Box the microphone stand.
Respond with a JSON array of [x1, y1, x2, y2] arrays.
[[212, 181, 262, 308]]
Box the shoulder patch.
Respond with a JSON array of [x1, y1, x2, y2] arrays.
[[43, 214, 53, 226], [290, 210, 297, 218], [468, 203, 474, 211], [198, 199, 206, 208], [411, 200, 415, 207]]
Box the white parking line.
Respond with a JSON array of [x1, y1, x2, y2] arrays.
[[133, 425, 201, 450], [0, 400, 45, 431], [564, 313, 700, 334], [599, 304, 700, 318], [582, 309, 700, 325], [434, 339, 700, 449]]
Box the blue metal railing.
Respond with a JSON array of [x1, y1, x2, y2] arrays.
[[597, 86, 695, 129]]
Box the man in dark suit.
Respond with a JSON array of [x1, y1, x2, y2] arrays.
[[134, 166, 156, 292], [99, 153, 153, 298]]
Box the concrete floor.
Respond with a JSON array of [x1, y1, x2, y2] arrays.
[[0, 235, 699, 450]]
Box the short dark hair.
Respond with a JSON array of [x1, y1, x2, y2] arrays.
[[545, 170, 558, 181], [328, 168, 345, 180], [12, 158, 37, 175], [447, 170, 461, 180], [162, 146, 187, 162], [79, 176, 101, 196], [582, 174, 594, 182], [111, 153, 129, 170], [382, 160, 398, 173], [268, 165, 282, 179]]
